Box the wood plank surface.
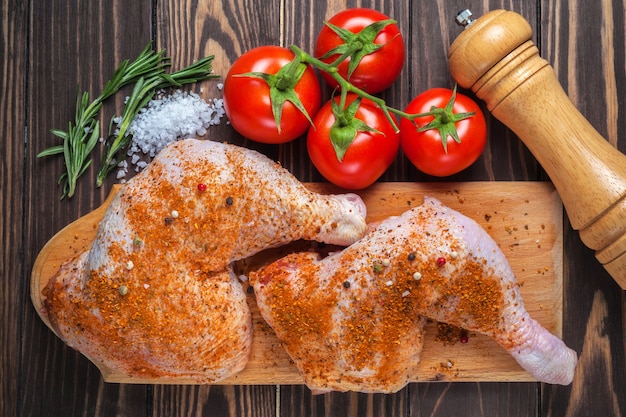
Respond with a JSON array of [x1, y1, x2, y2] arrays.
[[1, 3, 28, 417], [540, 1, 626, 416], [31, 181, 563, 385], [2, 0, 623, 416]]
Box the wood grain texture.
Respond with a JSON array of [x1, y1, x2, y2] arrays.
[[410, 382, 538, 417], [1, 2, 27, 417], [280, 385, 407, 417], [151, 384, 276, 417], [5, 0, 624, 416], [21, 1, 153, 417]]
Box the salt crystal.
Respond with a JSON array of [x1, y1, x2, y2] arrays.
[[115, 88, 225, 180]]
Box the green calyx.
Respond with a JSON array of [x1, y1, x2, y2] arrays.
[[319, 19, 398, 81], [413, 85, 475, 153], [236, 56, 315, 133], [329, 95, 381, 162]]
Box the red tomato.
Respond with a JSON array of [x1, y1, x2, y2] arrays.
[[314, 8, 405, 94], [307, 94, 399, 189], [399, 88, 487, 177], [223, 46, 322, 144]]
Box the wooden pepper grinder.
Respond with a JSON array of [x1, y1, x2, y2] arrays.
[[448, 9, 626, 289]]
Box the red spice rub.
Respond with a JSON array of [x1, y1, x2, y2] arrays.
[[43, 139, 367, 382], [250, 197, 519, 393]]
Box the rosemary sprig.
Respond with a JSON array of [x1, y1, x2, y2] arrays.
[[38, 43, 216, 199], [96, 55, 217, 187], [38, 43, 169, 199]]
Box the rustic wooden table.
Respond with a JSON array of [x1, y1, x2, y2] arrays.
[[3, 1, 625, 416]]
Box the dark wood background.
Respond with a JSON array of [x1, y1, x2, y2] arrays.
[[2, 0, 625, 416]]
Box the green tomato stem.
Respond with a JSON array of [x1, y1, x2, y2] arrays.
[[290, 44, 474, 135], [290, 33, 478, 159], [290, 44, 402, 132]]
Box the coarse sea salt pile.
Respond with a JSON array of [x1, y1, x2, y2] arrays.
[[116, 88, 225, 181]]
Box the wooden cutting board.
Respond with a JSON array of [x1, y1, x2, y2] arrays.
[[31, 181, 563, 384]]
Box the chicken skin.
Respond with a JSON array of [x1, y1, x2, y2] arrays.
[[43, 139, 368, 383], [251, 197, 577, 392]]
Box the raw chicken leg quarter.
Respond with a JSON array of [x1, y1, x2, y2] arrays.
[[251, 197, 578, 392], [42, 139, 368, 383]]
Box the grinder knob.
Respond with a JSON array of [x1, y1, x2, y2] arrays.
[[448, 9, 626, 288]]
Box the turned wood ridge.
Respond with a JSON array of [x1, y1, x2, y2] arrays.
[[448, 9, 626, 289]]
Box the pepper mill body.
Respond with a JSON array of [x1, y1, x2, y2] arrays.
[[448, 10, 626, 289]]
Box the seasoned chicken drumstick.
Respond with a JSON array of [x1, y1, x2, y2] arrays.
[[43, 139, 368, 383], [251, 197, 577, 392]]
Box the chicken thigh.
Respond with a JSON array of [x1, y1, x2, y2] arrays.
[[43, 139, 368, 383], [251, 248, 427, 393], [251, 197, 577, 392]]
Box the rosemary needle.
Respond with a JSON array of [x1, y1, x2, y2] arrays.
[[38, 43, 216, 199]]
